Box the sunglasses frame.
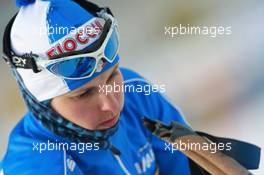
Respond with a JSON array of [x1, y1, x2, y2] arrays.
[[37, 12, 119, 80]]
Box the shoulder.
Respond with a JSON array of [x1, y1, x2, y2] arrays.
[[1, 113, 68, 175], [120, 67, 188, 125], [120, 67, 166, 110], [120, 67, 148, 83]]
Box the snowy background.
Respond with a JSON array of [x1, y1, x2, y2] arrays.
[[0, 0, 263, 174]]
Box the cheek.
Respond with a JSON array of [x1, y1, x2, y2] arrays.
[[51, 99, 99, 129], [114, 85, 124, 107], [113, 77, 125, 110], [67, 103, 90, 118], [69, 102, 100, 127]]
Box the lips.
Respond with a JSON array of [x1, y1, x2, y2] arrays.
[[98, 115, 119, 128]]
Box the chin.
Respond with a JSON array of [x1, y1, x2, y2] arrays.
[[97, 114, 120, 130]]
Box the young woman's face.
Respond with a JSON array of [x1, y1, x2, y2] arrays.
[[51, 64, 124, 130]]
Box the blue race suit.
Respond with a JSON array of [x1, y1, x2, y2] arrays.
[[1, 68, 191, 175]]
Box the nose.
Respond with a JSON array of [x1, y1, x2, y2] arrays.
[[98, 92, 119, 115]]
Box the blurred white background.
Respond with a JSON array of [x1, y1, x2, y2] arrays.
[[0, 0, 263, 174]]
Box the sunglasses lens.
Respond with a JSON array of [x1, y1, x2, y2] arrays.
[[104, 27, 119, 62], [48, 57, 96, 79]]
